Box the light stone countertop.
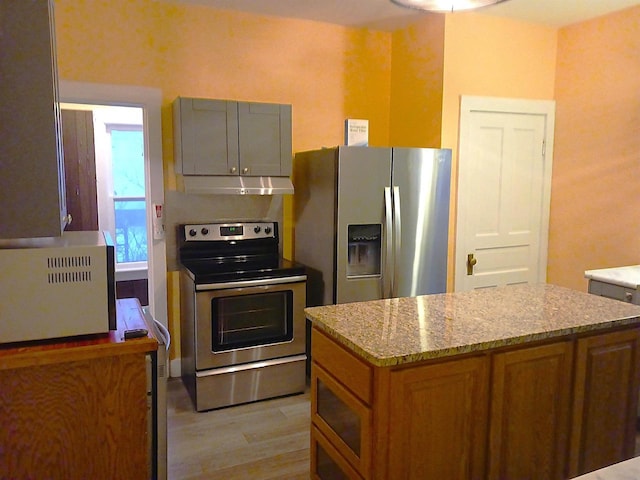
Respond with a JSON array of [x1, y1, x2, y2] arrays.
[[584, 265, 640, 289], [304, 284, 640, 367], [571, 456, 640, 479]]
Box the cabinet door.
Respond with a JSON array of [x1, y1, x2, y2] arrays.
[[0, 353, 149, 478], [0, 0, 67, 239], [488, 342, 573, 480], [387, 356, 489, 480], [173, 97, 238, 175], [311, 364, 372, 478], [311, 425, 364, 480], [569, 329, 640, 477], [238, 102, 292, 176]]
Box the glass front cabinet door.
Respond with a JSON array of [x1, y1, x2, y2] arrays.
[[311, 329, 372, 479]]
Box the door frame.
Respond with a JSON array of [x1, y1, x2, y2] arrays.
[[454, 96, 555, 291], [59, 80, 168, 328]]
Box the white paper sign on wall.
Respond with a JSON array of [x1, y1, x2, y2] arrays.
[[344, 119, 369, 146]]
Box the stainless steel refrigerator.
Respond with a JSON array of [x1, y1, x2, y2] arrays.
[[294, 146, 451, 306]]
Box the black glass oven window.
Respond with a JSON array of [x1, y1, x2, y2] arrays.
[[211, 290, 293, 351]]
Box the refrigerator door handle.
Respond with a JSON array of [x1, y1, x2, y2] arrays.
[[393, 186, 402, 298], [384, 187, 393, 299]]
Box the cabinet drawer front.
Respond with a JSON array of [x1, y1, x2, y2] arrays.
[[311, 364, 372, 478], [588, 280, 638, 304], [311, 425, 364, 480], [312, 328, 372, 404]]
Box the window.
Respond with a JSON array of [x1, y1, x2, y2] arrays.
[[90, 106, 148, 279], [109, 126, 147, 265]]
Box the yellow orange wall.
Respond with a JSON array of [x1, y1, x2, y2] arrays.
[[440, 12, 557, 290], [54, 0, 392, 259], [54, 0, 392, 366], [53, 1, 639, 313], [548, 5, 640, 291], [389, 15, 446, 147]]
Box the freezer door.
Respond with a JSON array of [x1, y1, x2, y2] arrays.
[[336, 147, 392, 304], [391, 148, 451, 297]]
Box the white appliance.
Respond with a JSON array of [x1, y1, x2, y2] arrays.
[[0, 231, 116, 343]]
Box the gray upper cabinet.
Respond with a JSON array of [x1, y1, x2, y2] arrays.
[[237, 101, 292, 177], [173, 98, 238, 175], [173, 97, 292, 178], [0, 0, 68, 239]]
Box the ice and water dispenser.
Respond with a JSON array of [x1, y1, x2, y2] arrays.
[[347, 224, 381, 277]]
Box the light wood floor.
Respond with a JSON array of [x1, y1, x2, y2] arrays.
[[167, 376, 640, 479], [167, 378, 311, 480]]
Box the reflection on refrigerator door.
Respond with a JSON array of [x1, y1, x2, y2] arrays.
[[294, 146, 451, 306]]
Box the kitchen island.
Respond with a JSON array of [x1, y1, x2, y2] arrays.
[[305, 284, 640, 480]]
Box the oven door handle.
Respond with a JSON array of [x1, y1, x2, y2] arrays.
[[195, 275, 307, 291], [195, 354, 308, 377]]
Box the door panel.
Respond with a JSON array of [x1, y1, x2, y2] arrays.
[[62, 109, 98, 231], [238, 102, 290, 176], [489, 342, 573, 480], [569, 330, 640, 476], [336, 147, 391, 304], [388, 356, 489, 479], [392, 148, 451, 297], [456, 97, 554, 291]]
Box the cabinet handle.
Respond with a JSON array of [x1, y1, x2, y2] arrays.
[[242, 167, 249, 174], [230, 167, 237, 174], [625, 292, 634, 302]]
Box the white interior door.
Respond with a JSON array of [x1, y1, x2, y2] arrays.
[[455, 96, 555, 291]]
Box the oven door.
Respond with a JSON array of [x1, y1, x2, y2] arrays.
[[194, 276, 306, 370]]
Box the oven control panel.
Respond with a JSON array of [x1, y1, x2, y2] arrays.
[[182, 222, 277, 241]]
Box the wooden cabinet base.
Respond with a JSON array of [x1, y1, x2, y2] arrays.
[[311, 326, 640, 479], [0, 299, 156, 480], [387, 356, 489, 479], [0, 354, 149, 479], [569, 329, 640, 477]]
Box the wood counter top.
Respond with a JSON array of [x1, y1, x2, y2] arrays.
[[305, 283, 640, 367], [0, 298, 157, 371]]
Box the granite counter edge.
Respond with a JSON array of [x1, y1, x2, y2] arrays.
[[308, 315, 640, 368]]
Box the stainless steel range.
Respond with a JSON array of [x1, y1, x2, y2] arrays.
[[179, 221, 307, 411]]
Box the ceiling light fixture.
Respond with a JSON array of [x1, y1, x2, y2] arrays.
[[390, 0, 510, 12]]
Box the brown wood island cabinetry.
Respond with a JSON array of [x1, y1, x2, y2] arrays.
[[0, 299, 157, 480], [569, 329, 640, 477], [306, 284, 640, 480], [488, 341, 573, 479]]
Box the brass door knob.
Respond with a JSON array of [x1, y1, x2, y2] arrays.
[[467, 253, 477, 275]]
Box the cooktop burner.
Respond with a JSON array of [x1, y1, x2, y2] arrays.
[[179, 221, 305, 284], [182, 257, 306, 284]]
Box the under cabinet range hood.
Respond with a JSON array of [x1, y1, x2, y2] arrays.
[[178, 174, 295, 195]]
